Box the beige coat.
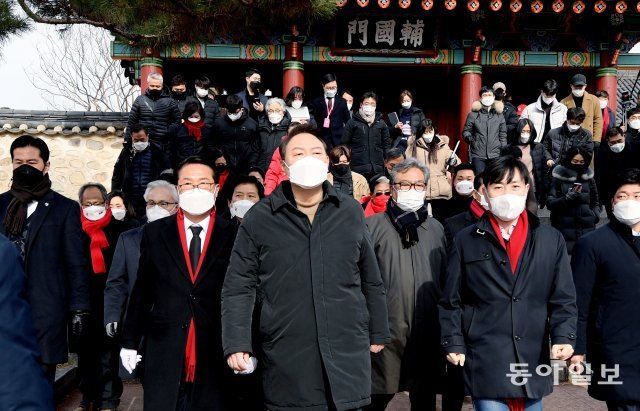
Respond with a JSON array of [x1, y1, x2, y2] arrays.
[[327, 171, 370, 201], [560, 91, 603, 142], [405, 134, 461, 200]]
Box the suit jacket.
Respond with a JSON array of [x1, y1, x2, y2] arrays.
[[122, 213, 238, 411], [0, 190, 89, 364], [309, 95, 351, 148], [0, 234, 54, 410]]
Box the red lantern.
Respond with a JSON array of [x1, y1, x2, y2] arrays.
[[615, 1, 628, 13], [336, 0, 348, 6], [357, 0, 369, 6], [422, 0, 435, 9], [510, 0, 522, 12], [489, 0, 502, 10], [531, 0, 543, 12], [399, 0, 411, 8], [572, 0, 585, 13], [378, 0, 390, 7], [468, 0, 480, 11], [445, 0, 457, 10], [594, 0, 606, 12]]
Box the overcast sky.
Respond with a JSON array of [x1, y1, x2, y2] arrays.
[[0, 23, 639, 111]]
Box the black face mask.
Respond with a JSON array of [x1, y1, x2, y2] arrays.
[[214, 164, 229, 175], [148, 89, 162, 98], [171, 91, 186, 99], [13, 164, 45, 188], [249, 81, 261, 91], [567, 163, 587, 173], [332, 164, 351, 176]]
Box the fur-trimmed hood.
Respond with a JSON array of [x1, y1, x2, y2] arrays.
[[552, 164, 594, 182], [471, 100, 504, 114]]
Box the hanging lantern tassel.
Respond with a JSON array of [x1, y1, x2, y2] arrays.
[[610, 32, 629, 66], [472, 30, 486, 63]]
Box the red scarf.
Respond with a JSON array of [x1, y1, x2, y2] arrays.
[[362, 194, 389, 217], [469, 199, 486, 220], [184, 119, 205, 141], [80, 209, 112, 275], [488, 211, 529, 274], [602, 107, 610, 136], [176, 209, 216, 382], [218, 170, 229, 191]]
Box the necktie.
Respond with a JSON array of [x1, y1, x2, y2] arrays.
[[327, 98, 333, 113], [189, 225, 203, 271]]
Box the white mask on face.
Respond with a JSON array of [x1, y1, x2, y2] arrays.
[[599, 99, 608, 110], [228, 111, 242, 121], [362, 105, 376, 116], [478, 193, 490, 210], [481, 96, 495, 107], [83, 205, 107, 221], [519, 133, 531, 144], [230, 199, 255, 219], [196, 88, 209, 98], [401, 101, 412, 109], [610, 142, 625, 153], [395, 189, 426, 212], [291, 100, 303, 109], [572, 88, 585, 97], [133, 141, 149, 152], [111, 209, 126, 221], [541, 95, 555, 105], [347, 102, 353, 111], [286, 156, 328, 189], [146, 205, 171, 222], [455, 180, 474, 196], [629, 119, 640, 130], [324, 89, 337, 99], [613, 200, 640, 226], [488, 193, 527, 221], [567, 123, 581, 132], [188, 116, 201, 123], [179, 188, 216, 216], [268, 113, 283, 124], [422, 132, 435, 143]]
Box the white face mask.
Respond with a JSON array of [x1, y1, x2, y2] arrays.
[[196, 88, 209, 98], [481, 96, 495, 107], [133, 141, 149, 152], [610, 142, 625, 153], [228, 111, 242, 121], [179, 188, 216, 216], [478, 193, 490, 210], [291, 100, 303, 109], [629, 119, 640, 130], [111, 208, 126, 221], [188, 116, 201, 123], [395, 189, 426, 212], [613, 200, 640, 226], [572, 88, 585, 97], [324, 89, 337, 99], [488, 193, 527, 221], [347, 102, 353, 111], [422, 132, 435, 143], [599, 99, 608, 110], [541, 95, 555, 105], [286, 156, 328, 189], [401, 101, 412, 109], [230, 199, 255, 219], [83, 205, 107, 221], [146, 205, 172, 222], [362, 105, 376, 116], [567, 123, 581, 132], [268, 113, 283, 124], [455, 180, 474, 196], [519, 133, 531, 144]]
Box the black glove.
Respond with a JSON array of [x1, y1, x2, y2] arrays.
[[71, 311, 90, 337], [565, 190, 580, 202]]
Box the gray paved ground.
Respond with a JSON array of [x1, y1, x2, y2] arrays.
[[58, 381, 607, 411]]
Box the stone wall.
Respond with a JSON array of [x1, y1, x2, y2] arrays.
[[0, 132, 123, 199]]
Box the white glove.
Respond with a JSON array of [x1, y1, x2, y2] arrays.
[[234, 356, 258, 375], [120, 348, 142, 373], [105, 322, 118, 337], [401, 123, 412, 136]]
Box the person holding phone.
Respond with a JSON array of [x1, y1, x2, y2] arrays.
[[546, 147, 601, 254]]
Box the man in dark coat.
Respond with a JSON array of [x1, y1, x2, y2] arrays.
[[308, 73, 352, 150], [121, 157, 239, 411], [194, 75, 221, 127], [257, 99, 291, 173], [570, 168, 640, 411], [169, 74, 198, 116], [366, 158, 447, 411], [0, 234, 54, 411], [544, 107, 594, 167], [112, 124, 171, 218], [625, 108, 640, 145], [222, 124, 391, 411], [0, 135, 89, 384], [234, 68, 268, 122], [124, 73, 181, 161], [212, 94, 259, 175], [493, 82, 519, 136], [443, 173, 487, 251], [439, 156, 577, 409]]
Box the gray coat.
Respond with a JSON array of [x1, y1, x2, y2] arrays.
[[462, 101, 507, 160], [366, 213, 447, 394]]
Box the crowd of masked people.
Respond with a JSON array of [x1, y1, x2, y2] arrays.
[[1, 67, 640, 411]]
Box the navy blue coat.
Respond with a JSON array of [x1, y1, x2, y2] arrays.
[[0, 235, 54, 410], [0, 190, 89, 364], [571, 219, 640, 402], [309, 95, 352, 148]]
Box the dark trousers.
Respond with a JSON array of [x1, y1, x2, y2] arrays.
[[441, 364, 465, 411], [365, 379, 437, 411], [471, 157, 490, 175], [175, 380, 194, 411], [607, 401, 640, 411]]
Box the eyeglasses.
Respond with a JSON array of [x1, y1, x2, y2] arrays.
[[375, 191, 391, 197], [266, 109, 283, 114], [146, 201, 178, 209], [177, 182, 215, 191], [82, 202, 105, 207], [394, 182, 427, 192]]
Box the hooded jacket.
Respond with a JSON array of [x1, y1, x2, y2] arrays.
[[125, 89, 182, 144], [257, 111, 291, 173], [462, 101, 507, 160], [211, 109, 259, 175], [342, 111, 392, 177]]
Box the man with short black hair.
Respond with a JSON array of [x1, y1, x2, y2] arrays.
[[234, 68, 268, 122], [544, 107, 594, 167], [308, 73, 352, 149], [625, 107, 640, 144], [561, 73, 603, 147], [384, 148, 406, 178], [0, 135, 89, 387], [520, 79, 568, 142], [194, 75, 221, 126], [170, 74, 197, 115]]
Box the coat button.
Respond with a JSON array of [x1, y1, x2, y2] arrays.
[[442, 340, 449, 346], [501, 260, 507, 265], [569, 333, 576, 339], [514, 335, 521, 341], [513, 297, 519, 302], [182, 323, 188, 329], [189, 294, 196, 301], [483, 253, 489, 258]]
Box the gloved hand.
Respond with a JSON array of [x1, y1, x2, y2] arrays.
[[565, 190, 580, 202], [105, 322, 118, 338], [71, 311, 90, 337], [120, 348, 142, 374]]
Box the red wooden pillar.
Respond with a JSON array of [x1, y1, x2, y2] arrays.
[[459, 65, 483, 162], [283, 61, 304, 97], [596, 67, 618, 112], [140, 56, 164, 91]]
